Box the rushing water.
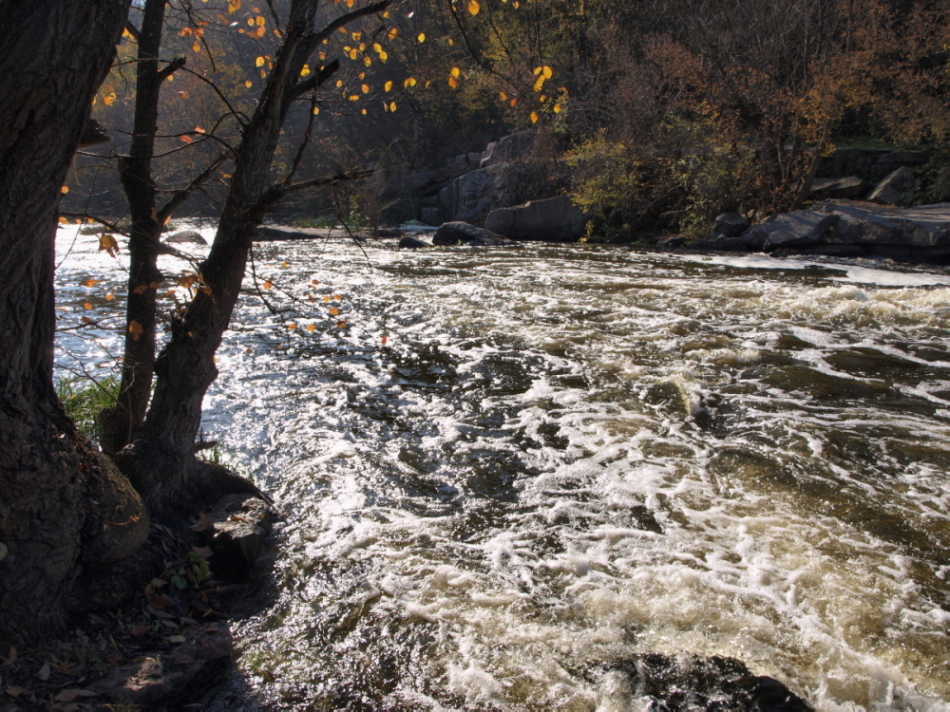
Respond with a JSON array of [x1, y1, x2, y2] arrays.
[[55, 226, 950, 710]]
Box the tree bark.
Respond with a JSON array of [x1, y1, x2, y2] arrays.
[[0, 0, 145, 647], [101, 0, 172, 455]]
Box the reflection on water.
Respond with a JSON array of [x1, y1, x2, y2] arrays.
[[55, 228, 950, 710]]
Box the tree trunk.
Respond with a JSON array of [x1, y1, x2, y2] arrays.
[[101, 0, 170, 456], [0, 0, 146, 648]]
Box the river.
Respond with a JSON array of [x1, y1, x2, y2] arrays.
[[55, 225, 950, 710]]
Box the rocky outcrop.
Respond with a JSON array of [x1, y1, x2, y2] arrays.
[[485, 195, 588, 242], [817, 147, 930, 183], [809, 176, 866, 201], [432, 221, 516, 246], [404, 130, 565, 226], [868, 166, 918, 206], [688, 202, 950, 264]]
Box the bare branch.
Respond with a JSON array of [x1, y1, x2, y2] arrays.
[[292, 59, 340, 99], [157, 153, 228, 224], [156, 56, 187, 82]]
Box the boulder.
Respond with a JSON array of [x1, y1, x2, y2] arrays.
[[809, 176, 866, 201], [165, 230, 207, 245], [868, 166, 918, 206], [712, 212, 751, 238], [398, 235, 429, 249], [432, 221, 514, 246], [485, 195, 587, 242], [748, 210, 838, 251]]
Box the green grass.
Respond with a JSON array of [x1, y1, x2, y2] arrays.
[[56, 375, 119, 442]]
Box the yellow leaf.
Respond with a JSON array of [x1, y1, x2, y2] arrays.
[[288, 323, 297, 330], [384, 80, 393, 92], [348, 95, 360, 101], [98, 233, 119, 256], [373, 43, 383, 54], [60, 185, 69, 194], [467, 0, 480, 15], [245, 80, 253, 89], [306, 323, 316, 332], [387, 28, 398, 40], [378, 50, 388, 62], [450, 67, 460, 78], [533, 75, 545, 92], [542, 66, 553, 79], [255, 15, 266, 26], [361, 83, 370, 94], [312, 106, 320, 115], [348, 48, 358, 60], [389, 101, 397, 112], [105, 293, 115, 301], [255, 56, 265, 67], [128, 320, 144, 340], [281, 261, 289, 268], [553, 103, 563, 114], [351, 31, 362, 41], [192, 41, 201, 53], [448, 76, 458, 89], [58, 217, 68, 224], [263, 280, 273, 290], [103, 92, 117, 106], [84, 302, 93, 310], [530, 111, 539, 124], [404, 77, 416, 88], [499, 91, 508, 101], [417, 33, 425, 43], [178, 91, 190, 99], [322, 295, 331, 302], [300, 65, 311, 77], [364, 56, 372, 66], [83, 279, 97, 287], [329, 307, 340, 316]]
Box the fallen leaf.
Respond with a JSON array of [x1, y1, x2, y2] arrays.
[[168, 635, 186, 644], [54, 689, 82, 703], [37, 661, 51, 680], [2, 646, 16, 665]]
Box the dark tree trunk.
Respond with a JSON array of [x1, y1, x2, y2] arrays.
[[0, 0, 145, 647], [101, 0, 170, 456]]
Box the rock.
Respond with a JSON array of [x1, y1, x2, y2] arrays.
[[255, 225, 323, 241], [165, 229, 207, 245], [480, 129, 540, 168], [201, 494, 271, 581], [88, 622, 232, 708], [688, 231, 765, 252], [432, 221, 514, 246], [712, 212, 751, 238], [376, 228, 401, 238], [868, 166, 918, 206], [398, 235, 429, 249], [485, 195, 587, 242], [747, 210, 839, 251], [657, 235, 689, 249], [598, 653, 812, 711], [809, 176, 866, 201], [420, 207, 442, 226]]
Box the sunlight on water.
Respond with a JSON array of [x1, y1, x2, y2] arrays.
[[55, 228, 950, 710]]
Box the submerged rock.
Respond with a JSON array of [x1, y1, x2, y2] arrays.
[[398, 234, 430, 249], [598, 653, 812, 711], [432, 221, 515, 246], [165, 229, 207, 245]]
